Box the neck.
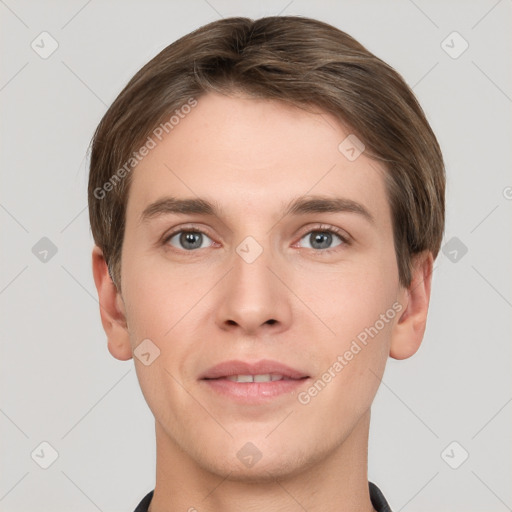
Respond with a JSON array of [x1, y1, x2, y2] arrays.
[[149, 411, 375, 512]]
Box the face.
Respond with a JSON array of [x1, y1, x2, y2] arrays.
[[115, 92, 406, 479]]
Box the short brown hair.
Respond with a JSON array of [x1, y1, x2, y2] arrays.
[[88, 16, 445, 289]]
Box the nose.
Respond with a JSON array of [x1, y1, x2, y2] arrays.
[[214, 240, 292, 336]]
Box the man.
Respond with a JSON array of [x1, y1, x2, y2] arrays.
[[89, 16, 444, 511]]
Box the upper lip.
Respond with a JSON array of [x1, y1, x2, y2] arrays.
[[199, 359, 309, 380]]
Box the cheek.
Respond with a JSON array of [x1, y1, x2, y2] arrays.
[[121, 252, 215, 361], [121, 265, 165, 349], [295, 255, 399, 410], [332, 282, 395, 342], [299, 273, 396, 419], [292, 252, 398, 341], [120, 256, 199, 424]]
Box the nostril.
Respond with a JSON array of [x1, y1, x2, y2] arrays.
[[266, 319, 277, 325]]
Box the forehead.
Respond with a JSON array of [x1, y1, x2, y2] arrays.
[[125, 92, 390, 227]]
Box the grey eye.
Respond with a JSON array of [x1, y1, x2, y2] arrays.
[[299, 231, 343, 250], [167, 231, 212, 250]]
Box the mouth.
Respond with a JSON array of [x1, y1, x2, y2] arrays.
[[199, 359, 309, 381], [205, 373, 307, 383], [199, 360, 310, 403]]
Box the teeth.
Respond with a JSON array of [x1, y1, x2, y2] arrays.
[[225, 374, 285, 383]]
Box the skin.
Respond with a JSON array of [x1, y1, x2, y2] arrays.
[[92, 91, 433, 512]]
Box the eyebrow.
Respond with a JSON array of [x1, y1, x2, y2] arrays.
[[139, 195, 374, 225]]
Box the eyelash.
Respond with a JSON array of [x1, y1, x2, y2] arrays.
[[162, 224, 351, 254]]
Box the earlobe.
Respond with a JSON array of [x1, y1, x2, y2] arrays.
[[91, 246, 133, 361], [390, 251, 434, 360]]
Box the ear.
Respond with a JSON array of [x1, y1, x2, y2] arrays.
[[91, 245, 133, 361], [390, 251, 434, 360]]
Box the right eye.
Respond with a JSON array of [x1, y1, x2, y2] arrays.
[[164, 229, 214, 251]]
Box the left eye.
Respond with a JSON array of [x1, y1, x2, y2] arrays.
[[166, 230, 213, 251], [298, 230, 344, 251]]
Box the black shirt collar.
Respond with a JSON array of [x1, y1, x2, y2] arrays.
[[133, 482, 392, 511]]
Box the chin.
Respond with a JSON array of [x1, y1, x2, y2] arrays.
[[194, 442, 321, 483]]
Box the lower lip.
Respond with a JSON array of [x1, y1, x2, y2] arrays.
[[201, 378, 309, 403]]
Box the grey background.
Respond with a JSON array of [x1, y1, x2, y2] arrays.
[[1, 0, 511, 511]]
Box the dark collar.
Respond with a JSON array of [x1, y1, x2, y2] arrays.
[[134, 481, 392, 511]]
